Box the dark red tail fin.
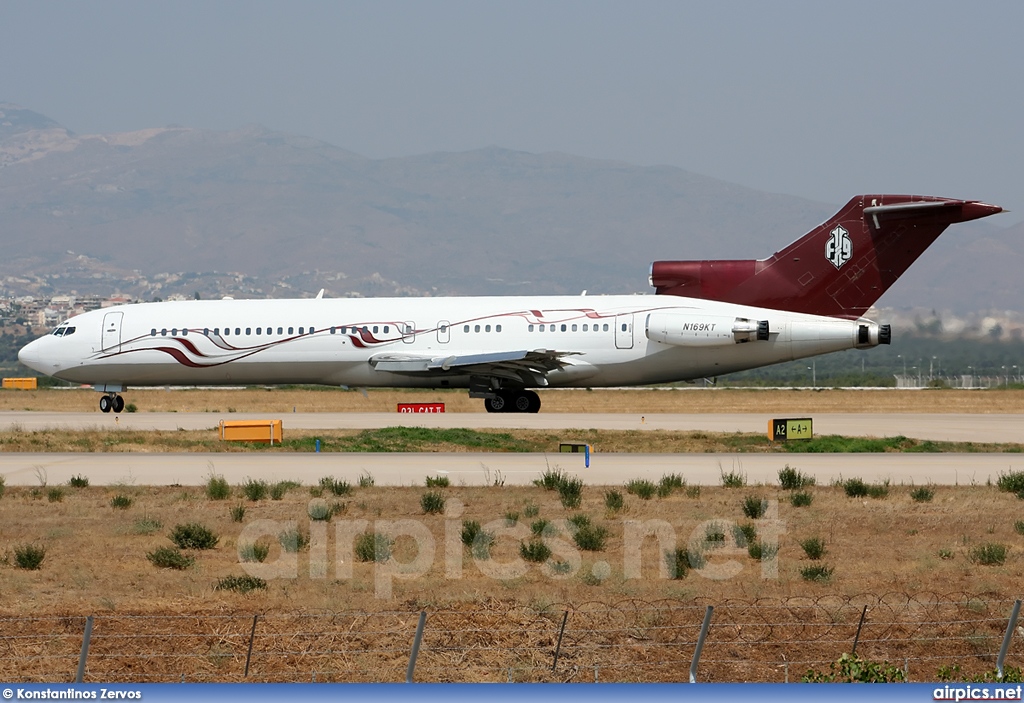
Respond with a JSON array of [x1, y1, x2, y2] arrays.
[[651, 195, 1002, 318]]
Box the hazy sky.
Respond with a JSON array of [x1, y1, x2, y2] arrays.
[[2, 0, 1021, 222]]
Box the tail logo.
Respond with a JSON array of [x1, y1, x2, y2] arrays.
[[825, 225, 852, 269]]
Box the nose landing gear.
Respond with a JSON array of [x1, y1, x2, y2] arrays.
[[99, 394, 125, 413]]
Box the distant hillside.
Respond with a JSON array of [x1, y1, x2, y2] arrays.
[[0, 104, 1016, 311]]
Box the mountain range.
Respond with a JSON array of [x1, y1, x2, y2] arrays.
[[1, 103, 1019, 313]]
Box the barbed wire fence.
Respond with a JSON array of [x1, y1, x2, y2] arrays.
[[2, 592, 1020, 683]]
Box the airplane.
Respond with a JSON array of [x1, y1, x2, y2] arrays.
[[17, 194, 1002, 413]]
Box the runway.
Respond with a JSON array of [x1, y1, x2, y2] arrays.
[[2, 450, 1019, 488], [2, 411, 1024, 443]]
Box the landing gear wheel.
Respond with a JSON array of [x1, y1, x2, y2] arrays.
[[112, 395, 125, 413], [484, 394, 508, 413], [512, 392, 533, 413], [525, 390, 541, 414], [99, 396, 112, 413]]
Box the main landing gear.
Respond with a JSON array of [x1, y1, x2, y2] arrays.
[[483, 390, 541, 414], [99, 394, 125, 413]]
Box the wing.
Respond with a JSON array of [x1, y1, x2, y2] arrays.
[[368, 348, 578, 386]]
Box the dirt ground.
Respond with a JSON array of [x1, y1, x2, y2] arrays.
[[3, 386, 1024, 414], [2, 479, 1023, 682]]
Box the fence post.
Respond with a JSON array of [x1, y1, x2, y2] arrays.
[[997, 599, 1022, 680], [75, 616, 94, 683], [405, 611, 427, 683], [851, 605, 868, 655], [689, 605, 714, 683], [552, 610, 569, 672], [244, 614, 259, 678]]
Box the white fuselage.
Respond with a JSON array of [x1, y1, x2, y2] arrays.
[[18, 294, 880, 391]]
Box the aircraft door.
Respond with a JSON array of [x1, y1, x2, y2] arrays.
[[402, 321, 415, 344], [437, 320, 450, 344], [102, 312, 124, 352], [615, 313, 634, 349]]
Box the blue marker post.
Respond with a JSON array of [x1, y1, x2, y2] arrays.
[[585, 444, 590, 468], [315, 439, 320, 453]]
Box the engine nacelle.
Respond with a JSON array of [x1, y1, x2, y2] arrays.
[[646, 313, 770, 348]]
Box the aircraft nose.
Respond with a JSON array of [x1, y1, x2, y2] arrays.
[[18, 338, 46, 374]]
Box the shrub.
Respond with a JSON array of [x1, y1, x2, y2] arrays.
[[279, 528, 309, 553], [842, 477, 869, 498], [605, 490, 624, 512], [358, 472, 375, 488], [146, 546, 193, 570], [557, 476, 584, 509], [425, 475, 450, 487], [969, 543, 1007, 566], [778, 465, 815, 490], [504, 510, 519, 525], [214, 575, 267, 593], [206, 475, 230, 500], [625, 478, 656, 500], [748, 541, 779, 560], [319, 476, 352, 496], [170, 522, 219, 550], [421, 491, 446, 514], [131, 517, 162, 535], [573, 523, 608, 552], [665, 548, 704, 579], [531, 519, 555, 537], [14, 544, 46, 570], [0, 475, 5, 499], [802, 653, 906, 683], [742, 495, 767, 519], [659, 473, 686, 497], [790, 491, 814, 507], [535, 468, 567, 490], [461, 519, 482, 546], [109, 494, 132, 510], [355, 532, 393, 563], [567, 513, 591, 529], [239, 542, 270, 563], [800, 564, 834, 582], [125, 403, 138, 413], [685, 485, 701, 499], [867, 480, 890, 499], [270, 481, 294, 500], [720, 468, 746, 488], [520, 540, 552, 563], [68, 474, 89, 488], [47, 487, 64, 503], [938, 548, 954, 560], [307, 501, 332, 521], [522, 501, 540, 518], [1015, 520, 1024, 537], [242, 478, 268, 502], [230, 504, 246, 522], [734, 523, 757, 547], [911, 486, 935, 503], [703, 522, 727, 548], [800, 536, 827, 560], [996, 470, 1024, 495], [549, 560, 572, 575]]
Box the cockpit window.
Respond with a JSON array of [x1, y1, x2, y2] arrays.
[[63, 326, 76, 336]]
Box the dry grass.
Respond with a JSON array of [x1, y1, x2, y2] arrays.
[[1, 480, 1021, 681], [3, 387, 1024, 414]]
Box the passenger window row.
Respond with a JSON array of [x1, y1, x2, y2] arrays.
[[528, 323, 609, 332], [463, 324, 503, 333], [150, 326, 315, 337]]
